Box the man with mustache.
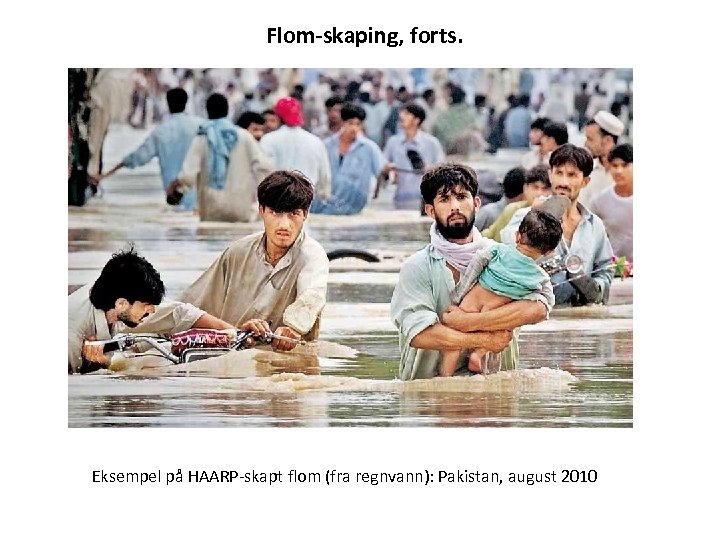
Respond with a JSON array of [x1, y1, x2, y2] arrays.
[[68, 247, 233, 373], [500, 144, 614, 305], [390, 164, 553, 380], [180, 170, 329, 352]]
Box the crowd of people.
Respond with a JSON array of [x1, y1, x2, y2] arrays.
[[68, 68, 633, 380]]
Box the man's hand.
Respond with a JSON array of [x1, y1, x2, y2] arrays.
[[81, 338, 111, 368], [442, 305, 469, 332], [272, 326, 302, 352], [482, 330, 513, 353], [88, 174, 102, 186], [239, 319, 271, 347]]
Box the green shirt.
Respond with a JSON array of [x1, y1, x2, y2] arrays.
[[390, 243, 551, 381]]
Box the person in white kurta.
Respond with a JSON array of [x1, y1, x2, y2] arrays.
[[173, 93, 275, 222], [260, 97, 331, 200], [578, 111, 624, 207], [589, 143, 633, 262]]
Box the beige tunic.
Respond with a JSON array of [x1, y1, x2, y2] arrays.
[[180, 231, 329, 340], [178, 126, 275, 222], [87, 69, 135, 177], [68, 284, 205, 373]]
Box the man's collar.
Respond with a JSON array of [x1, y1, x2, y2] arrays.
[[93, 308, 112, 340]]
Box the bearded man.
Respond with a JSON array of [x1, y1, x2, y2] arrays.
[[389, 164, 552, 380]]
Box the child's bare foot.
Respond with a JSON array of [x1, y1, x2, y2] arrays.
[[468, 350, 488, 374]]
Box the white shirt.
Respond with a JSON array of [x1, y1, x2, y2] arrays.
[[589, 187, 633, 262], [260, 126, 331, 200], [578, 160, 614, 208]]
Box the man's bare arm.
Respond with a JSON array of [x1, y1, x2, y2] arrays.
[[442, 300, 546, 333], [410, 322, 511, 352]]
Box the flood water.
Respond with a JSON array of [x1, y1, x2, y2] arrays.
[[68, 125, 633, 428]]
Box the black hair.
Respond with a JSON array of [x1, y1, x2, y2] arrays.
[[89, 246, 165, 311], [608, 143, 633, 163], [518, 209, 563, 254], [518, 94, 531, 107], [420, 163, 478, 204], [262, 108, 278, 117], [542, 121, 569, 145], [401, 102, 426, 124], [503, 167, 526, 199], [340, 103, 366, 122], [206, 93, 229, 119], [237, 111, 265, 129], [474, 94, 487, 108], [549, 144, 594, 177], [450, 85, 466, 105], [585, 119, 620, 144], [525, 164, 551, 188], [530, 117, 549, 131], [166, 87, 188, 114], [325, 96, 343, 109], [422, 88, 435, 101], [257, 170, 314, 212]]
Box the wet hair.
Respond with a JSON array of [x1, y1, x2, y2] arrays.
[[401, 102, 426, 124], [503, 167, 526, 199], [325, 96, 343, 109], [236, 111, 265, 129], [89, 246, 165, 311], [518, 209, 563, 254], [525, 164, 551, 188], [530, 117, 549, 131], [609, 143, 633, 163], [542, 121, 569, 145], [585, 119, 619, 144], [166, 88, 188, 114], [257, 170, 314, 212], [420, 163, 478, 204], [340, 103, 366, 122], [206, 93, 229, 119], [549, 144, 594, 177]]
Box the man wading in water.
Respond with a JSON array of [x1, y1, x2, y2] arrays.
[[390, 164, 553, 380]]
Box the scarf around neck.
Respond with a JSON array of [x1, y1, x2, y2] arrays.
[[198, 118, 239, 190], [429, 221, 485, 274]]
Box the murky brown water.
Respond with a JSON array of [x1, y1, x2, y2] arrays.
[[68, 126, 633, 428]]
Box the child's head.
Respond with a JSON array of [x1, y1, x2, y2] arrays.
[[516, 209, 562, 257]]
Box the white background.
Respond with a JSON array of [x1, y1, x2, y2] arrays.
[[2, 0, 717, 538]]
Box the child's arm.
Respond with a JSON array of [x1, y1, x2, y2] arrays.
[[450, 245, 497, 305]]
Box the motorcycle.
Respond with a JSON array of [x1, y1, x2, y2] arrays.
[[84, 328, 306, 368]]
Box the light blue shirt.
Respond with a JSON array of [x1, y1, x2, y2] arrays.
[[122, 112, 203, 210], [390, 243, 552, 381], [310, 134, 386, 215], [383, 131, 445, 210], [500, 203, 614, 304], [504, 106, 532, 148]]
